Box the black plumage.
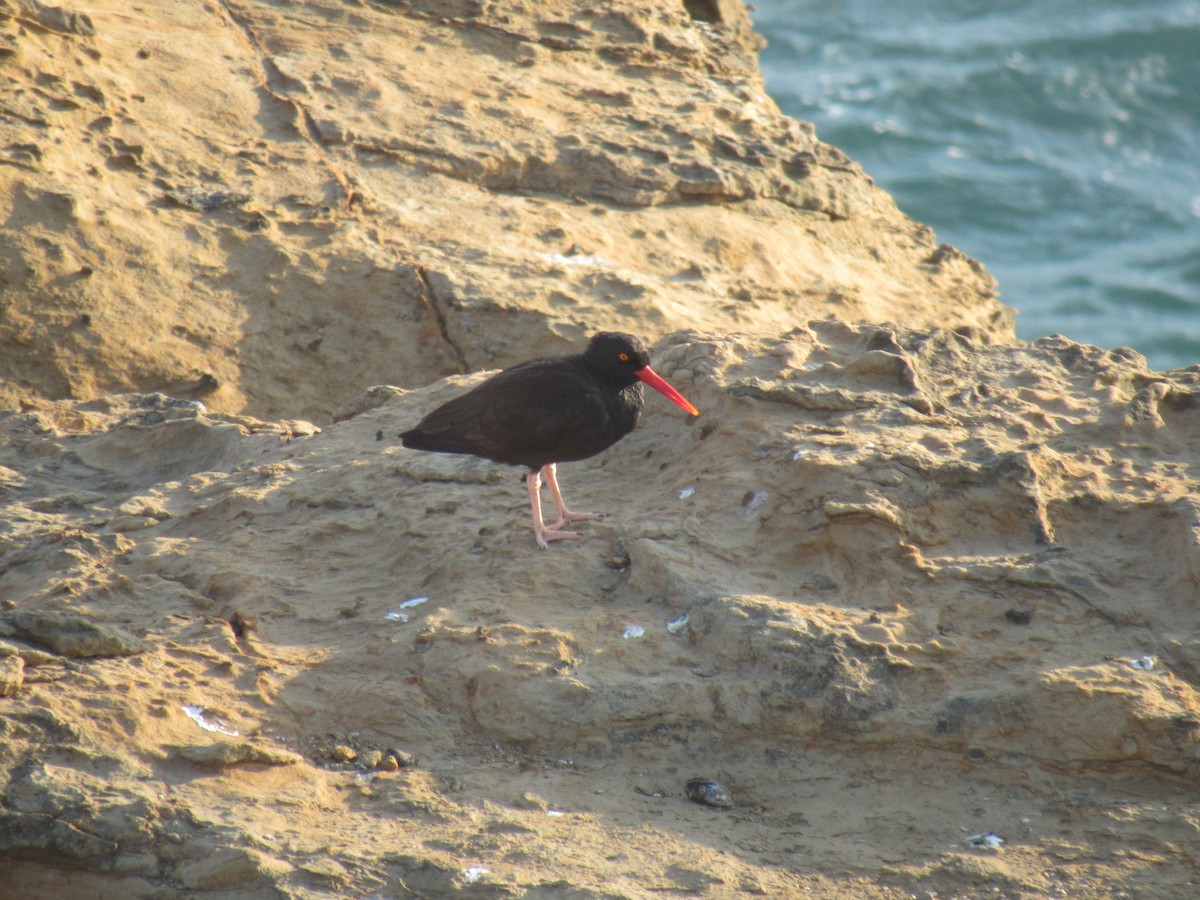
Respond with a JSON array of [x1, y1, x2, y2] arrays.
[[400, 332, 698, 548]]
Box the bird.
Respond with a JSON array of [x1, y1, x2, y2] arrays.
[[399, 332, 699, 549]]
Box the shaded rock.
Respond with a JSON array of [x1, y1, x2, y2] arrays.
[[20, 1, 97, 36], [176, 742, 304, 768], [176, 847, 293, 891], [0, 653, 24, 696], [0, 810, 119, 861], [686, 594, 903, 736], [2, 610, 142, 658], [0, 752, 158, 864]]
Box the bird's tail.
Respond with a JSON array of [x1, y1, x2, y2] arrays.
[[399, 429, 481, 456]]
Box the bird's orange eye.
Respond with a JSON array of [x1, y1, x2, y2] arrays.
[[619, 352, 630, 362]]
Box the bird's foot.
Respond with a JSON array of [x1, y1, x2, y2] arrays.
[[534, 525, 585, 550], [549, 509, 605, 529]]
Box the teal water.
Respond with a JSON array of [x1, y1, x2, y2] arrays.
[[752, 0, 1200, 370]]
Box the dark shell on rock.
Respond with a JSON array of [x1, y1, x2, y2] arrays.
[[686, 778, 731, 808]]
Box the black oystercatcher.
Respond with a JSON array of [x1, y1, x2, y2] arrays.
[[400, 332, 698, 549]]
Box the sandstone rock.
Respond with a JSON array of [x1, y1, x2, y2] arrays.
[[176, 847, 293, 891], [0, 0, 1196, 897], [2, 320, 1199, 897], [0, 653, 24, 696], [2, 610, 142, 658], [0, 0, 1007, 423], [176, 741, 304, 768]]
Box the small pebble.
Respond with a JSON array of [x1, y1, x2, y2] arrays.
[[686, 778, 732, 808], [965, 832, 1004, 849], [382, 748, 415, 770], [463, 866, 489, 884]]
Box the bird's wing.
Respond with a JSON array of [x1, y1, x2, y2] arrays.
[[412, 361, 608, 464]]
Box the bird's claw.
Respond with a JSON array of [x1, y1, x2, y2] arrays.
[[549, 510, 605, 528], [535, 527, 584, 550]]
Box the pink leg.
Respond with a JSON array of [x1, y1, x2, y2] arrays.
[[542, 463, 605, 529], [526, 469, 583, 550]]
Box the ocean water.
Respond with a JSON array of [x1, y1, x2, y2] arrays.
[[751, 0, 1200, 370]]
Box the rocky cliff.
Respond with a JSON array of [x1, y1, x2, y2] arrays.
[[2, 1, 1198, 898], [1, 0, 1006, 421]]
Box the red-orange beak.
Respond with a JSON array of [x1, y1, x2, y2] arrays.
[[635, 365, 699, 417]]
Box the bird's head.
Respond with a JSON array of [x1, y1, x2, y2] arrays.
[[585, 332, 699, 416]]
